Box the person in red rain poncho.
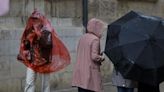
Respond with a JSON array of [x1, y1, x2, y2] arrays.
[[17, 10, 70, 92]]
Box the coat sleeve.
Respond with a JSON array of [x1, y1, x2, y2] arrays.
[[91, 39, 102, 63]]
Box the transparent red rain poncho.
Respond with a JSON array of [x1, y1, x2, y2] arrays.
[[17, 10, 71, 73]]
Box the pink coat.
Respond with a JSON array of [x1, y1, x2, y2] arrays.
[[72, 18, 106, 92]]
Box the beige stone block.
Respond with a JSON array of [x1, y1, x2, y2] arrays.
[[51, 18, 73, 26], [0, 30, 12, 40], [15, 29, 24, 40], [0, 56, 10, 79], [0, 78, 22, 92], [51, 0, 81, 18], [8, 0, 23, 17], [60, 37, 78, 52], [10, 56, 26, 78], [8, 40, 20, 55], [50, 71, 72, 90], [88, 0, 99, 18], [0, 41, 9, 55], [0, 17, 24, 29], [55, 26, 83, 36], [7, 79, 22, 92]]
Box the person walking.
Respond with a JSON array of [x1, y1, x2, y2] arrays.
[[72, 18, 107, 92], [17, 10, 70, 92], [112, 69, 138, 92]]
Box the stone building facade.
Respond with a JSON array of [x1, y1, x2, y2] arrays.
[[0, 0, 163, 92]]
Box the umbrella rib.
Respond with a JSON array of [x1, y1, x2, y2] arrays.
[[134, 43, 154, 67], [153, 42, 164, 54], [107, 39, 147, 51], [135, 42, 164, 70], [118, 38, 148, 46], [127, 29, 148, 39]]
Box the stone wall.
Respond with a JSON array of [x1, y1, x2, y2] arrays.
[[0, 0, 164, 92], [88, 0, 164, 23]]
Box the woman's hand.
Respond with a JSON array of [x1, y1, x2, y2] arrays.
[[100, 52, 105, 62]]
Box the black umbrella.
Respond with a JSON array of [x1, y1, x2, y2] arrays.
[[104, 11, 164, 85]]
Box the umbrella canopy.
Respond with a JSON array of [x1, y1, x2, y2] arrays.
[[104, 11, 164, 85]]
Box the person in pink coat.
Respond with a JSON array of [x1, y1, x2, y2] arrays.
[[72, 18, 107, 92]]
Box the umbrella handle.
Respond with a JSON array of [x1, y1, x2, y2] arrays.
[[100, 51, 104, 55]]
